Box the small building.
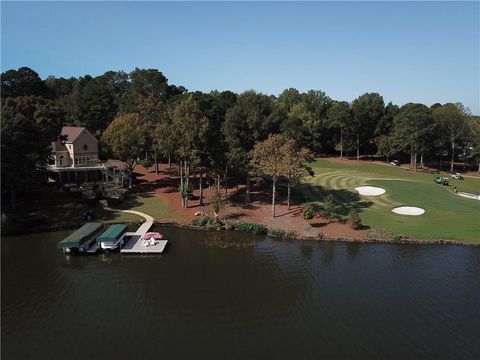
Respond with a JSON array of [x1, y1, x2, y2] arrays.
[[50, 127, 99, 168]]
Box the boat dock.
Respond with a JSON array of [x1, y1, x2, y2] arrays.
[[120, 233, 168, 254], [105, 208, 168, 254], [60, 208, 168, 255]]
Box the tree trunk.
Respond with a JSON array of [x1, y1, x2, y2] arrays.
[[413, 152, 417, 172], [340, 128, 343, 160], [199, 166, 204, 206], [356, 133, 360, 161], [180, 160, 184, 208], [224, 165, 228, 200], [168, 153, 171, 168], [287, 177, 291, 210], [217, 174, 220, 191], [420, 154, 424, 169], [245, 172, 251, 203], [185, 160, 189, 208], [478, 162, 480, 174], [450, 140, 455, 173], [128, 164, 134, 188], [154, 148, 159, 175], [272, 180, 276, 218]]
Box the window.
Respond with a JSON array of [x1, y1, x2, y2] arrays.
[[83, 143, 88, 151]]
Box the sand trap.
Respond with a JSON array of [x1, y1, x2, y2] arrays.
[[458, 192, 480, 201], [391, 206, 425, 216], [355, 186, 386, 196]]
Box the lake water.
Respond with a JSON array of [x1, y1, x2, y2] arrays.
[[2, 228, 480, 359]]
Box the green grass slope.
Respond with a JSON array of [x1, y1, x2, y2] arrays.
[[298, 159, 480, 243]]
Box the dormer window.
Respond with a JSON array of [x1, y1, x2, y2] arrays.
[[83, 144, 88, 151]]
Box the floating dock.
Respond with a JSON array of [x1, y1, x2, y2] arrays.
[[60, 208, 168, 255], [119, 213, 168, 254], [120, 234, 168, 254]]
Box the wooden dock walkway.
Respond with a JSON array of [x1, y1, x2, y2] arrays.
[[103, 207, 167, 254]]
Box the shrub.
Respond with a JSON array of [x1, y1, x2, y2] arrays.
[[320, 194, 337, 218], [302, 204, 316, 220], [268, 228, 297, 239], [210, 189, 223, 216], [223, 219, 235, 230], [191, 216, 210, 227], [234, 222, 268, 235], [269, 228, 286, 238], [178, 183, 193, 200], [348, 210, 362, 229]]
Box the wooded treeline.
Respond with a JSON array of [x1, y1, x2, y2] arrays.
[[2, 66, 480, 211]]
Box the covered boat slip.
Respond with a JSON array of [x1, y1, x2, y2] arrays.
[[96, 224, 127, 244], [57, 223, 103, 252]]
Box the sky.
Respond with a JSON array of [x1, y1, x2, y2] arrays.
[[1, 1, 479, 113]]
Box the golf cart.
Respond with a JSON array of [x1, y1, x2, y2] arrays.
[[390, 160, 400, 166], [434, 176, 449, 186], [451, 173, 464, 180]]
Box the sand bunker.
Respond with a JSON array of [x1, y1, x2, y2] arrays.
[[355, 186, 386, 196], [458, 192, 480, 201], [391, 206, 425, 216]]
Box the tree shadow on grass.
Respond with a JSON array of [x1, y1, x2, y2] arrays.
[[293, 183, 374, 216]]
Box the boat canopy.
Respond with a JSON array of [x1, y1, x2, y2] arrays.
[[57, 223, 103, 249], [96, 224, 127, 243]]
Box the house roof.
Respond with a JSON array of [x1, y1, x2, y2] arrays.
[[52, 140, 68, 152], [51, 126, 97, 151], [61, 127, 86, 143]]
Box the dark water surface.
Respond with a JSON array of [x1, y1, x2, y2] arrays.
[[2, 227, 480, 360]]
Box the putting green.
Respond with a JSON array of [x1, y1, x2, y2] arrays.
[[300, 159, 480, 243]]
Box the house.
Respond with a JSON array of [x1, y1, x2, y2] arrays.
[[50, 127, 99, 168]]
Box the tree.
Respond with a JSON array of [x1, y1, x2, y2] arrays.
[[209, 188, 223, 219], [301, 90, 332, 153], [172, 95, 205, 207], [433, 103, 469, 173], [1, 67, 47, 98], [101, 113, 150, 187], [282, 141, 314, 210], [351, 93, 385, 159], [223, 91, 274, 202], [277, 88, 302, 112], [1, 96, 64, 208], [391, 103, 434, 171], [118, 68, 184, 114], [327, 101, 352, 159], [376, 135, 395, 163], [250, 134, 288, 217], [282, 102, 312, 148], [468, 116, 480, 173]]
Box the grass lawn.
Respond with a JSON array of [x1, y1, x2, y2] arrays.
[[297, 159, 480, 243], [10, 188, 181, 230], [99, 192, 182, 223]]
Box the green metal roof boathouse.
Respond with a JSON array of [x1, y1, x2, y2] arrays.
[[57, 223, 103, 253], [96, 224, 128, 252], [96, 224, 127, 244]]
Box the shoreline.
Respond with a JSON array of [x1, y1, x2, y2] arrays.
[[2, 219, 478, 246]]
